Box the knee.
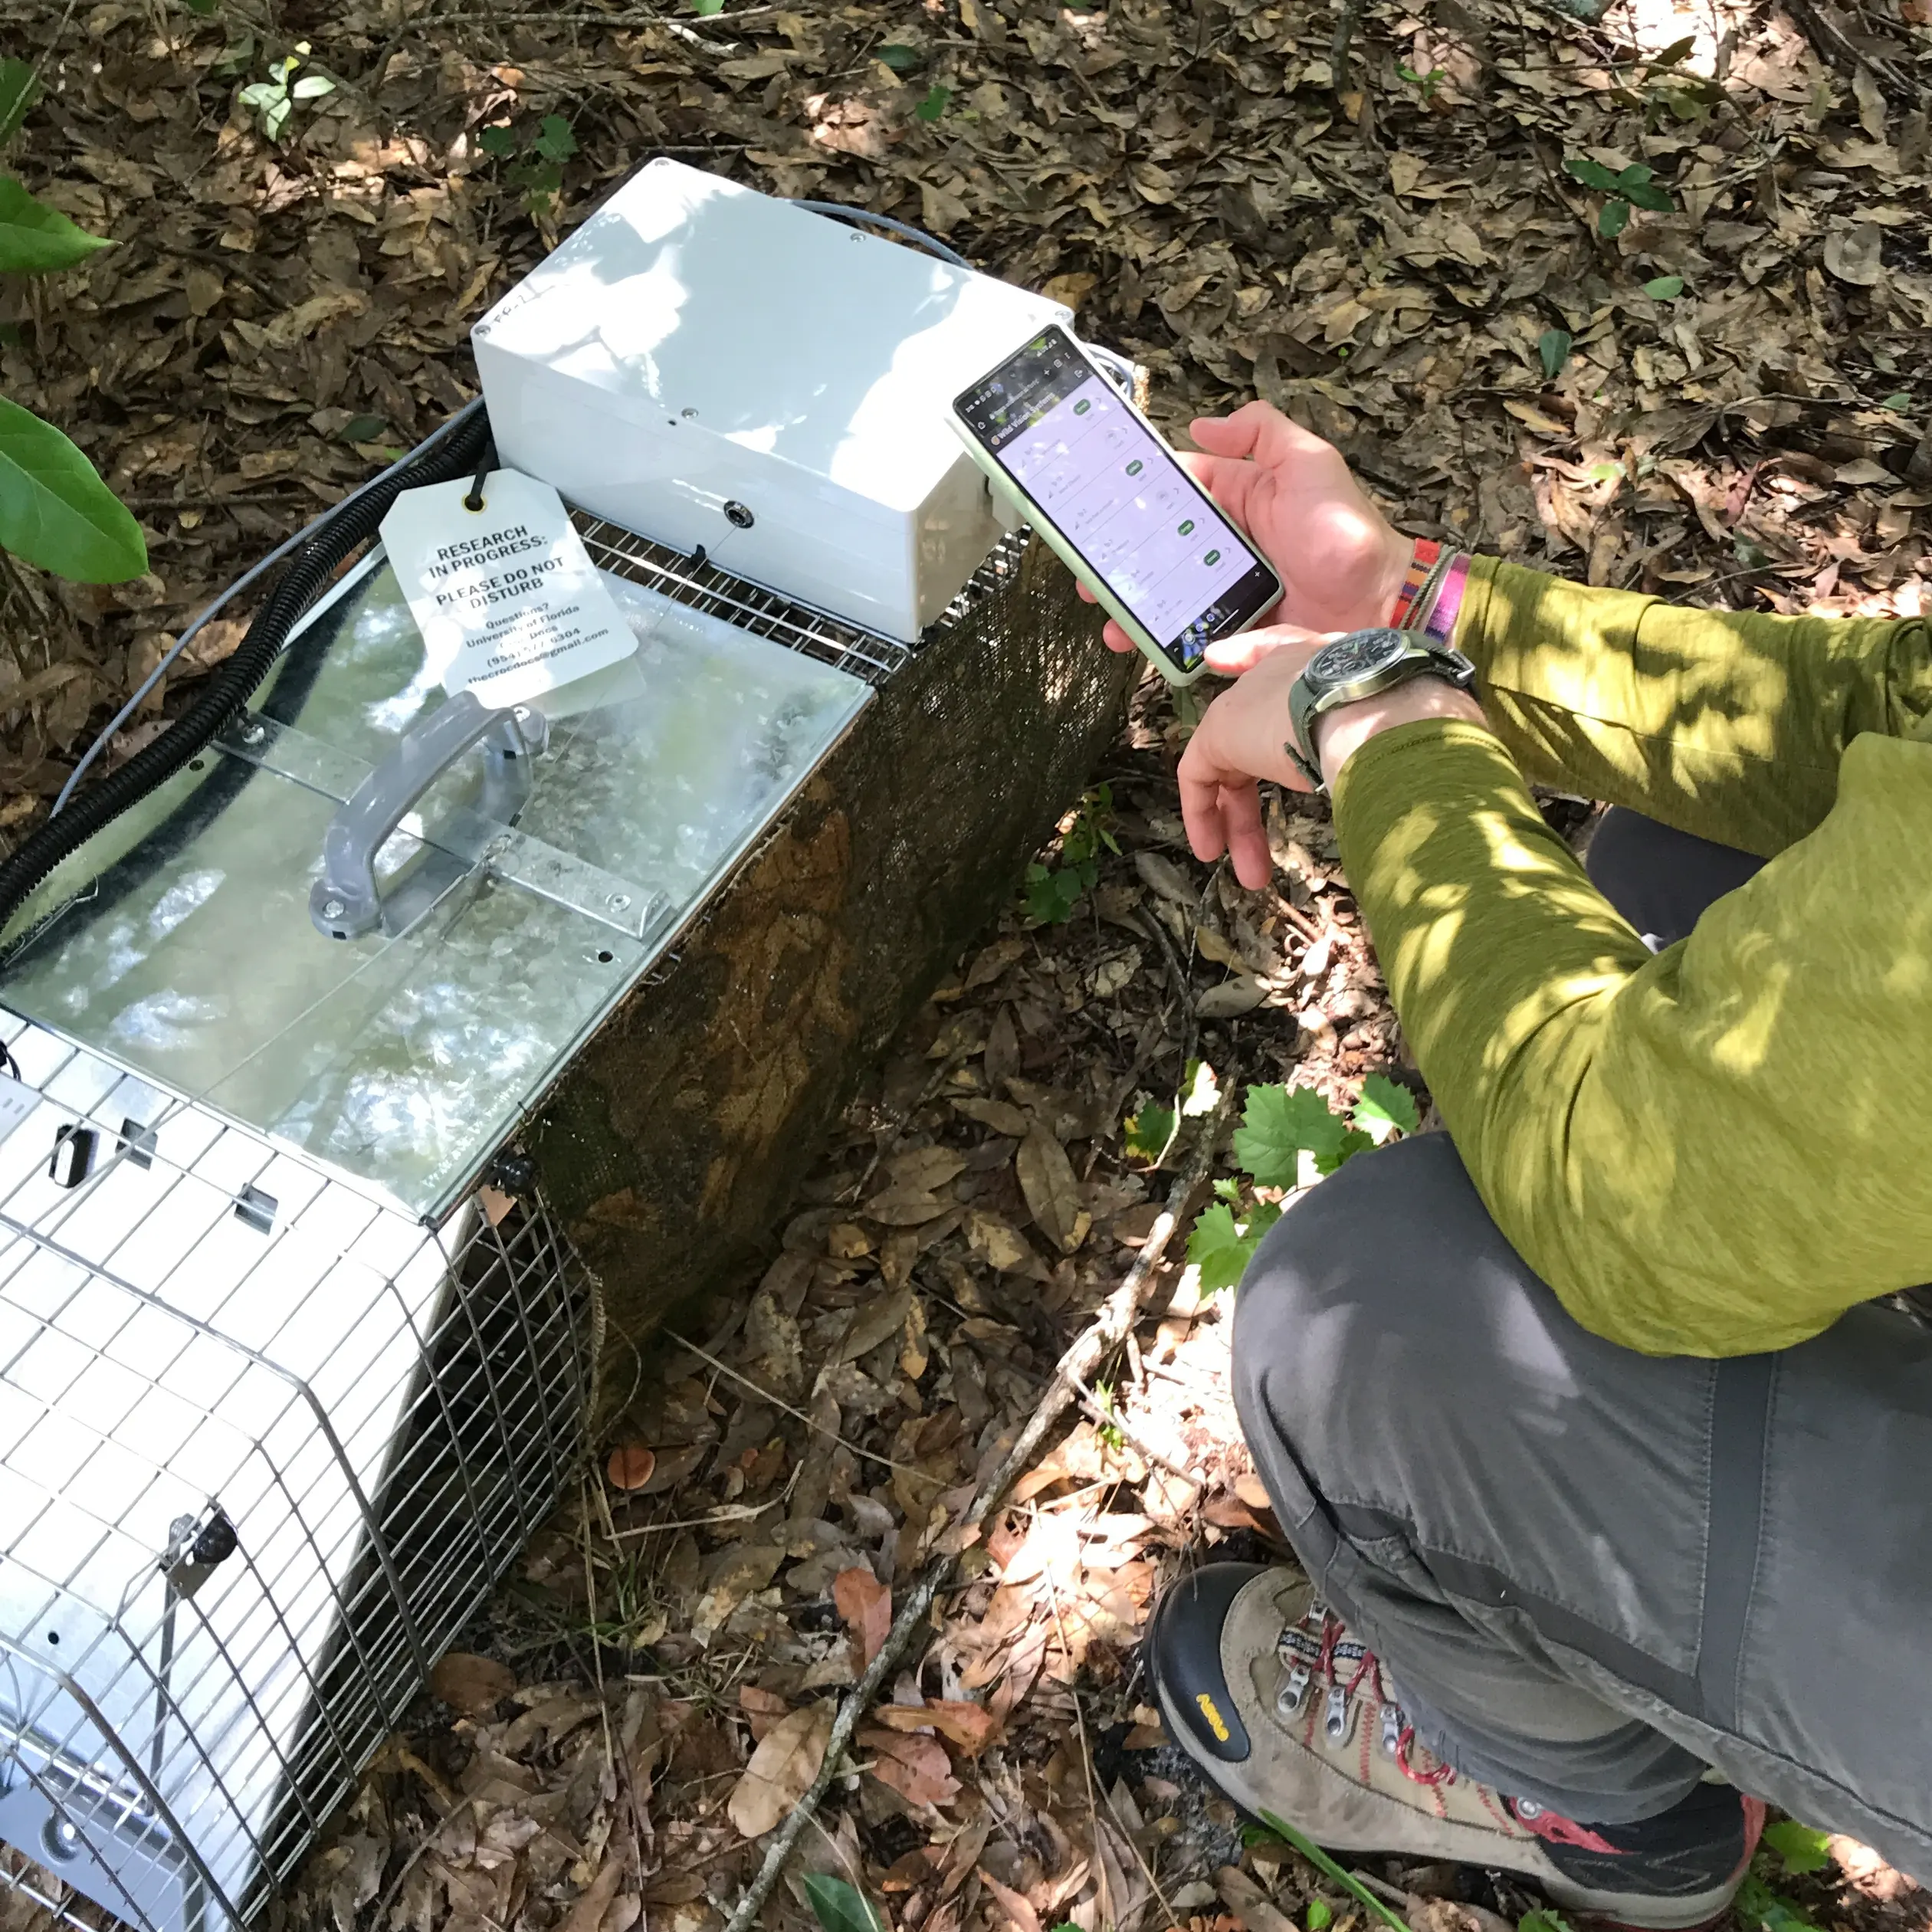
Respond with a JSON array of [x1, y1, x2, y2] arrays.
[[1228, 1132, 1515, 1490], [1232, 1130, 1478, 1369]]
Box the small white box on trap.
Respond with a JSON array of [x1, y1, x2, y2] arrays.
[[471, 159, 1068, 641]]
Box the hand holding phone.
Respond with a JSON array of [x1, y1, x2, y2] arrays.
[[951, 328, 1282, 684]]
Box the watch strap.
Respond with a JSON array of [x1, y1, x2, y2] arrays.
[[1284, 668, 1326, 789], [1284, 631, 1474, 791]]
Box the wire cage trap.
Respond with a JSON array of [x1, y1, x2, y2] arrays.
[[0, 1018, 594, 1932], [0, 467, 1124, 1932]]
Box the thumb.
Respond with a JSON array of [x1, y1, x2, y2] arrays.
[[1202, 623, 1331, 677]]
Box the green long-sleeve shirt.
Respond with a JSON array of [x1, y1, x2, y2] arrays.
[[1330, 558, 1932, 1357]]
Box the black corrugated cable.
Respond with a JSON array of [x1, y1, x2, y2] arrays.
[[0, 406, 492, 949]]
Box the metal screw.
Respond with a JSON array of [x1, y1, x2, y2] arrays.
[[320, 897, 345, 921], [241, 720, 266, 745], [723, 500, 755, 530], [605, 892, 631, 912], [681, 406, 698, 418]]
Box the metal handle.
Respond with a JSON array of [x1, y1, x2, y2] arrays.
[[310, 690, 549, 939]]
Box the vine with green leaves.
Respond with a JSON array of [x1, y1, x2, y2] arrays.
[[1179, 1071, 1422, 1293], [1024, 782, 1120, 925], [0, 55, 147, 585]]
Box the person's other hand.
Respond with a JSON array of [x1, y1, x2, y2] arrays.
[[1178, 630, 1484, 887], [1080, 402, 1412, 661], [1173, 630, 1324, 886]]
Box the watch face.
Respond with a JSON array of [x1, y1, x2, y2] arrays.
[[1311, 627, 1409, 687]]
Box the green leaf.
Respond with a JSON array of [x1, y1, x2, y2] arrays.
[[1734, 1875, 1822, 1932], [1648, 34, 1697, 66], [290, 71, 335, 98], [1024, 860, 1085, 925], [1519, 1914, 1578, 1932], [1314, 1125, 1375, 1175], [1353, 1073, 1420, 1143], [339, 412, 387, 442], [534, 113, 577, 160], [1258, 1812, 1414, 1932], [182, 0, 220, 15], [914, 83, 953, 121], [0, 394, 147, 582], [236, 79, 282, 107], [478, 124, 517, 156], [1642, 274, 1684, 299], [0, 175, 113, 274], [1563, 156, 1619, 192], [1537, 327, 1572, 380], [1123, 1102, 1176, 1163], [1623, 181, 1675, 212], [1614, 161, 1656, 188], [1187, 1202, 1260, 1294], [1761, 1822, 1833, 1875], [804, 1875, 887, 1932], [264, 93, 292, 140], [1307, 1904, 1333, 1931], [691, 0, 726, 11], [1584, 460, 1624, 484], [1232, 1083, 1344, 1186], [877, 42, 923, 71], [0, 57, 41, 145], [1881, 391, 1912, 412], [1598, 198, 1631, 238]]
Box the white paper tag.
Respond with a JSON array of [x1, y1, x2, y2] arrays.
[[0, 1074, 38, 1149], [379, 468, 638, 708]]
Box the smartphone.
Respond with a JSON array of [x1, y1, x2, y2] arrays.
[[951, 326, 1281, 684]]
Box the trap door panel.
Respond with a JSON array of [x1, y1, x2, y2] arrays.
[[0, 553, 871, 1219]]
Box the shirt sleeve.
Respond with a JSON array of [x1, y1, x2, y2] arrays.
[[1330, 716, 1932, 1358], [1457, 558, 1932, 855]]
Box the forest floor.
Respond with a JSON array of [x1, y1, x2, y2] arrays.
[[3, 0, 1930, 1930]]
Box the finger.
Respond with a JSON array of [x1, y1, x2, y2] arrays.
[[1076, 579, 1097, 603], [1177, 760, 1232, 864], [1218, 782, 1274, 890], [1102, 618, 1134, 654], [1182, 450, 1258, 524], [1201, 623, 1324, 677], [1189, 399, 1335, 470]]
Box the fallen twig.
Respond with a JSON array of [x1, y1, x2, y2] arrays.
[[1783, 0, 1911, 97], [666, 1328, 930, 1479], [1330, 0, 1360, 92], [1061, 1367, 1199, 1484], [719, 1081, 1240, 1932]]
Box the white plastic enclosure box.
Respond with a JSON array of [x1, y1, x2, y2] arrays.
[[471, 159, 1068, 644]]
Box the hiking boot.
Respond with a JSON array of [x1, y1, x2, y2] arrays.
[[1146, 1563, 1763, 1930]]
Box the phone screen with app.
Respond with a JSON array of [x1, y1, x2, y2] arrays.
[[956, 327, 1279, 670]]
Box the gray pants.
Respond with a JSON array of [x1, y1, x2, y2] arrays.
[[1233, 809, 1932, 1880]]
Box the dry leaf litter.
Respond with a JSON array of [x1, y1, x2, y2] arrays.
[[2, 0, 1928, 1929]]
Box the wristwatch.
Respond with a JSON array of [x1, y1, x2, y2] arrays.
[[1284, 626, 1477, 789]]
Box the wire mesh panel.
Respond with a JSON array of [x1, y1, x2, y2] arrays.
[[0, 1017, 594, 1932]]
